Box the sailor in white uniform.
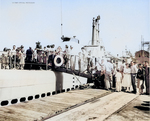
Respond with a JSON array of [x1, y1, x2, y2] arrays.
[[104, 59, 113, 90], [78, 52, 82, 72], [19, 45, 25, 69], [70, 46, 75, 71], [81, 47, 88, 72], [1, 48, 9, 69], [87, 51, 93, 73], [64, 45, 69, 69], [11, 45, 16, 69]]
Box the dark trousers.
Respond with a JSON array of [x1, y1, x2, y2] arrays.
[[131, 73, 136, 93], [145, 77, 150, 94], [93, 71, 101, 88], [100, 74, 105, 88], [113, 75, 116, 88]]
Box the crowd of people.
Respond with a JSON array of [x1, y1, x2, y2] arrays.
[[0, 44, 150, 95], [93, 60, 150, 95], [0, 44, 94, 71]]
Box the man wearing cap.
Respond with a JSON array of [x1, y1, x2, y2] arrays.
[[11, 45, 16, 69], [87, 51, 92, 73], [2, 48, 9, 69], [81, 47, 88, 72], [47, 44, 55, 56], [26, 47, 33, 69], [19, 45, 25, 69], [70, 45, 75, 71], [48, 50, 55, 70], [64, 45, 69, 69]]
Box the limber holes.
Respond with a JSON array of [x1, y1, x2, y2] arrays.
[[61, 89, 65, 93], [28, 96, 33, 101], [41, 93, 46, 98], [47, 92, 51, 96], [75, 85, 79, 88], [57, 90, 60, 94], [20, 97, 26, 102], [1, 100, 9, 106], [52, 91, 56, 95], [67, 88, 70, 92], [35, 94, 40, 99], [1, 87, 76, 106], [11, 99, 18, 104]]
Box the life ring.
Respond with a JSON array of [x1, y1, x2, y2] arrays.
[[54, 55, 64, 67]]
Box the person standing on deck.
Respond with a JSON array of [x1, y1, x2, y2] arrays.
[[78, 52, 82, 72], [11, 45, 16, 69], [81, 47, 88, 72], [64, 45, 69, 69], [19, 45, 25, 70], [70, 45, 75, 71], [26, 47, 33, 69], [48, 50, 55, 70]]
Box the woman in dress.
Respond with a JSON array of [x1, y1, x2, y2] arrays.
[[115, 68, 122, 92], [122, 63, 132, 92]]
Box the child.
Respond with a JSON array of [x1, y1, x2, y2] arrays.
[[115, 68, 122, 92]]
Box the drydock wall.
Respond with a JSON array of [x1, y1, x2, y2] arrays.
[[0, 70, 87, 106]]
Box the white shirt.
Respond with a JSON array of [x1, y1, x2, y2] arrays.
[[131, 65, 138, 73], [105, 62, 113, 73], [115, 72, 122, 82], [11, 49, 16, 56], [33, 50, 38, 59], [70, 49, 75, 57], [124, 67, 131, 74]]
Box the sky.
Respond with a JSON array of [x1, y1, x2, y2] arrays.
[[0, 0, 149, 57]]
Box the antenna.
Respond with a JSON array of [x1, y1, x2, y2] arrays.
[[61, 0, 63, 36], [141, 35, 142, 50]]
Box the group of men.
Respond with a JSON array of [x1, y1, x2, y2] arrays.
[[0, 44, 81, 70], [93, 59, 150, 95], [1, 45, 25, 69], [1, 45, 149, 95], [92, 58, 114, 90]]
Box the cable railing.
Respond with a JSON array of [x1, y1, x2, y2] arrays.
[[0, 51, 50, 70], [0, 50, 97, 77]]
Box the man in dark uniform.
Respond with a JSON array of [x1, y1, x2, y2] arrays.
[[48, 50, 55, 70], [25, 47, 33, 69], [145, 61, 150, 95]]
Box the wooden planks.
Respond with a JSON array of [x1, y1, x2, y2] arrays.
[[0, 89, 110, 121], [46, 92, 138, 121]]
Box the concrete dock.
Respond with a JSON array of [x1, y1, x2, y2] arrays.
[[0, 88, 149, 121]]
